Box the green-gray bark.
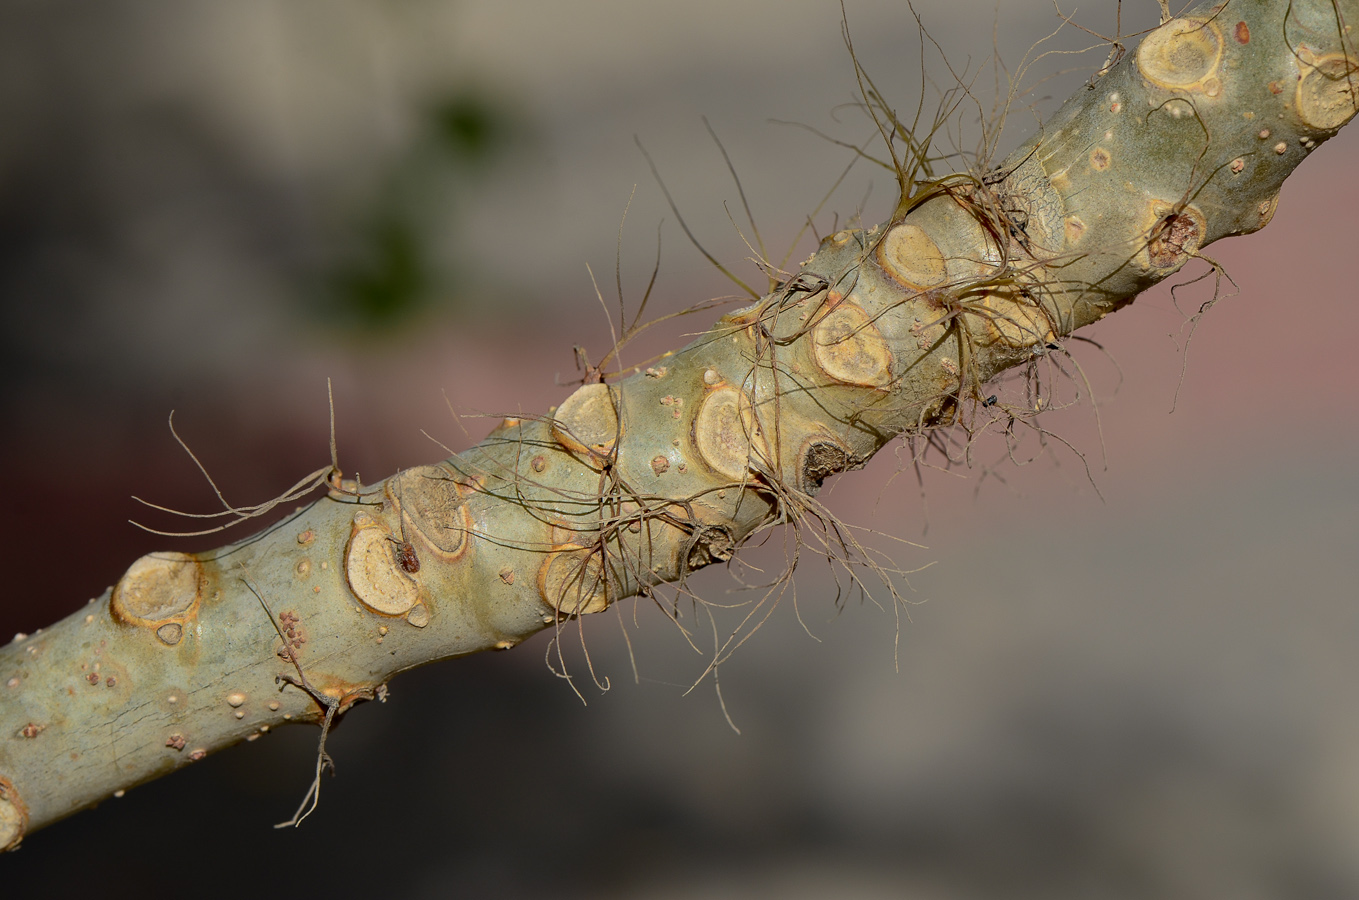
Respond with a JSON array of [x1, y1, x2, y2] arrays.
[[2, 0, 1355, 848]]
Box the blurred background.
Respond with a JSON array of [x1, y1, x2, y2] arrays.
[[2, 1, 1357, 896]]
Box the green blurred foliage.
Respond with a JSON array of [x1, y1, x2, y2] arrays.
[[332, 216, 424, 325], [435, 93, 505, 161], [320, 88, 521, 332]]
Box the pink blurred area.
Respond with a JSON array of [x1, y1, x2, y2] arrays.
[[2, 2, 1357, 897]]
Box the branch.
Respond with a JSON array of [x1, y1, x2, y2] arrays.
[[1, 0, 1354, 849]]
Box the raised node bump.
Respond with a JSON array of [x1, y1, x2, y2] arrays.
[[1136, 18, 1223, 92], [538, 546, 610, 616], [345, 524, 420, 616], [551, 383, 620, 464], [387, 466, 472, 559], [982, 292, 1054, 349], [693, 387, 766, 481], [812, 301, 893, 388], [876, 223, 947, 290], [111, 552, 202, 627], [1296, 54, 1359, 133], [0, 777, 26, 852]]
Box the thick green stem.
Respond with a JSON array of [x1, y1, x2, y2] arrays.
[[1, 0, 1354, 848]]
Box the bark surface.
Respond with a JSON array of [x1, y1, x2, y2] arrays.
[[1, 0, 1355, 848]]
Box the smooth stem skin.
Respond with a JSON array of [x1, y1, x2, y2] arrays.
[[1, 0, 1354, 849]]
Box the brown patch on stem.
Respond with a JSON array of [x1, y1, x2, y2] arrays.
[[1064, 216, 1087, 246], [1140, 201, 1206, 272], [1255, 194, 1279, 231], [276, 610, 307, 662], [798, 438, 854, 496]]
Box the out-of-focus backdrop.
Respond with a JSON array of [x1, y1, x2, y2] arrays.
[[3, 1, 1357, 896]]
